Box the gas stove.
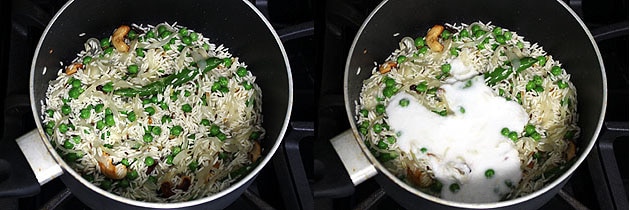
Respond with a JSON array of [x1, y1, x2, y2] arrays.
[[0, 0, 627, 210]]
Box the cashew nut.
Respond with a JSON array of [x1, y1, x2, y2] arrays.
[[406, 167, 433, 188], [249, 140, 261, 162], [426, 25, 445, 52], [96, 152, 127, 180], [379, 61, 397, 74], [112, 25, 131, 53], [65, 63, 83, 75]]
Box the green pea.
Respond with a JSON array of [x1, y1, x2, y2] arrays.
[[485, 169, 495, 178], [373, 124, 383, 134], [551, 66, 562, 76], [46, 121, 55, 129], [218, 152, 229, 160], [557, 80, 568, 89], [450, 47, 459, 56], [128, 64, 139, 74], [382, 86, 397, 98], [236, 67, 248, 77], [68, 87, 81, 99], [526, 81, 536, 91], [182, 36, 193, 45], [170, 125, 183, 136], [375, 104, 386, 114], [181, 104, 192, 113], [127, 111, 136, 122], [82, 56, 92, 65], [415, 82, 428, 92], [399, 98, 410, 107], [219, 77, 229, 87], [533, 75, 543, 86], [46, 109, 55, 117], [359, 109, 369, 117], [438, 110, 447, 116], [96, 120, 105, 130], [211, 82, 221, 92], [190, 32, 199, 40], [128, 30, 137, 40], [157, 25, 167, 34], [459, 107, 466, 113], [525, 124, 536, 135], [210, 124, 221, 136], [127, 170, 139, 180], [160, 102, 168, 110], [377, 140, 388, 149], [143, 133, 153, 143], [474, 30, 486, 38], [100, 38, 110, 48], [508, 131, 518, 141], [384, 77, 396, 88], [495, 35, 506, 44], [504, 31, 513, 40], [217, 132, 227, 141], [531, 132, 542, 141], [101, 179, 112, 190], [178, 28, 189, 36], [418, 46, 429, 54], [477, 42, 485, 50], [220, 86, 229, 93], [441, 30, 451, 39], [135, 48, 145, 57], [396, 55, 407, 64], [201, 119, 210, 126], [102, 82, 114, 93], [492, 27, 502, 36], [459, 30, 469, 38], [449, 183, 460, 193], [144, 156, 155, 166], [188, 160, 198, 171], [63, 139, 74, 149], [71, 79, 82, 88], [94, 104, 104, 112], [150, 126, 161, 136], [103, 47, 114, 55], [249, 131, 261, 140], [161, 115, 172, 124], [420, 147, 428, 153], [103, 143, 113, 148], [414, 37, 425, 47], [536, 56, 547, 66], [441, 64, 451, 74], [80, 108, 91, 119], [145, 107, 156, 116], [121, 158, 131, 167], [105, 114, 115, 127], [202, 43, 210, 51], [501, 127, 510, 136], [163, 44, 171, 51], [534, 86, 544, 93], [242, 81, 253, 90], [516, 41, 524, 49], [62, 104, 71, 115], [166, 155, 174, 164]]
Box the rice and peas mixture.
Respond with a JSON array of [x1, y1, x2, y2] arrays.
[[41, 22, 264, 202], [356, 22, 579, 202]]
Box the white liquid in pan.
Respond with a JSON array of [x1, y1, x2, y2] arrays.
[[386, 76, 528, 203]]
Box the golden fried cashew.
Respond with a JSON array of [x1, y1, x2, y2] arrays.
[[406, 167, 433, 188], [96, 152, 127, 180], [379, 61, 397, 74], [426, 25, 445, 52], [566, 141, 576, 160], [249, 140, 261, 162], [112, 25, 131, 53], [65, 63, 84, 75]]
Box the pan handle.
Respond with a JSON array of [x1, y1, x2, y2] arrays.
[[0, 129, 62, 197], [329, 129, 377, 186], [16, 130, 63, 186]]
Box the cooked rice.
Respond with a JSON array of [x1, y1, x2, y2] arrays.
[[356, 22, 579, 201], [41, 22, 264, 202]]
